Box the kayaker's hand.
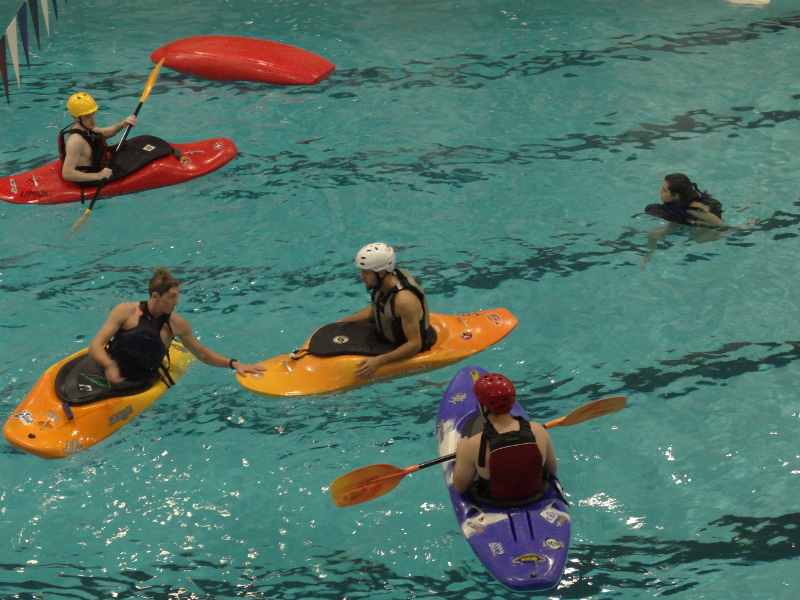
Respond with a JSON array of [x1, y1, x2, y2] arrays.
[[124, 115, 137, 127], [96, 168, 113, 181], [355, 356, 384, 379], [233, 362, 265, 376], [104, 361, 124, 385]]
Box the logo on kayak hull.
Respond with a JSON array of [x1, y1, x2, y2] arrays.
[[62, 439, 84, 455], [13, 410, 34, 425], [449, 392, 466, 404], [108, 405, 133, 427]]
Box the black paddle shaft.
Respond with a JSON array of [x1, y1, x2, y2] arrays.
[[417, 453, 455, 470], [86, 100, 144, 210]]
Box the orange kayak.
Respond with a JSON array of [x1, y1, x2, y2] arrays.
[[3, 343, 194, 459], [237, 309, 517, 397]]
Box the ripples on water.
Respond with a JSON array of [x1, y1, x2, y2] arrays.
[[2, 0, 800, 599]]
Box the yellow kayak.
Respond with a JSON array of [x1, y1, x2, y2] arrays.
[[237, 309, 517, 397], [3, 342, 194, 459]]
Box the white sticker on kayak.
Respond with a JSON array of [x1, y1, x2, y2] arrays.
[[213, 141, 224, 150], [465, 519, 485, 533], [460, 511, 507, 539], [333, 335, 349, 344], [13, 410, 34, 425], [143, 144, 156, 152], [543, 538, 564, 550], [489, 542, 504, 555], [449, 392, 466, 404], [62, 439, 84, 455], [540, 503, 570, 526]]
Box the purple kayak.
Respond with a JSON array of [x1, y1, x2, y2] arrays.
[[436, 365, 570, 591]]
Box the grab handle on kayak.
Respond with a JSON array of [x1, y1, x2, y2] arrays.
[[281, 360, 294, 374], [61, 401, 74, 421], [457, 316, 469, 329]]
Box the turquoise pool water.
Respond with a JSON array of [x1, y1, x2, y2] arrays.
[[2, 0, 799, 597]]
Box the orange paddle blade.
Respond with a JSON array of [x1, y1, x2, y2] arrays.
[[331, 463, 418, 507], [141, 58, 164, 102], [63, 207, 92, 239], [544, 395, 627, 429]]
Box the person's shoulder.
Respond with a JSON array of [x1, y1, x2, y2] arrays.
[[168, 311, 191, 334], [112, 301, 139, 313], [106, 301, 139, 322], [529, 420, 551, 436], [64, 131, 89, 147], [458, 433, 482, 458], [394, 289, 424, 317], [395, 287, 423, 305]]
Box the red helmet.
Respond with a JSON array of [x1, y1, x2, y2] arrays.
[[473, 373, 516, 413]]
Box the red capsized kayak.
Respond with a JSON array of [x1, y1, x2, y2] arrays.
[[1, 138, 237, 205], [150, 36, 335, 85]]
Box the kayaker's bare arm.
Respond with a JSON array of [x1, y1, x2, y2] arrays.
[[88, 302, 139, 384], [94, 115, 136, 139], [453, 435, 480, 494], [354, 290, 423, 379], [61, 135, 112, 183], [170, 314, 265, 375]]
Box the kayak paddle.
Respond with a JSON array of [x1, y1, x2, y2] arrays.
[[330, 394, 627, 507], [65, 59, 164, 237]]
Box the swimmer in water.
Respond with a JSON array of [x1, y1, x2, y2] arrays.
[[641, 174, 756, 268]]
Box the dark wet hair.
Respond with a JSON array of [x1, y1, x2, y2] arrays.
[[148, 268, 181, 296], [663, 173, 717, 208]]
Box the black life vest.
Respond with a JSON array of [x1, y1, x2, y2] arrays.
[[370, 268, 436, 350], [645, 192, 723, 226], [58, 124, 110, 173], [107, 301, 172, 380], [477, 416, 544, 501]]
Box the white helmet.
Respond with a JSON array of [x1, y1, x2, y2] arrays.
[[354, 243, 395, 273]]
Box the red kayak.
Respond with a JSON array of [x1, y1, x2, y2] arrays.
[[151, 36, 335, 86], [1, 138, 236, 205]]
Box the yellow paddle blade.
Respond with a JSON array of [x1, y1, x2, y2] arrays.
[[141, 59, 164, 102], [330, 463, 416, 507], [544, 395, 627, 429], [63, 207, 92, 239]]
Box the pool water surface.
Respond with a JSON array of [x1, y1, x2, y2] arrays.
[[1, 0, 799, 598]]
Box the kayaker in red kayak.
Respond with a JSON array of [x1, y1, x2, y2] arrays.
[[59, 92, 137, 183]]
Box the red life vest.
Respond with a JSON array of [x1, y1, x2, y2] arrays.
[[478, 416, 544, 501]]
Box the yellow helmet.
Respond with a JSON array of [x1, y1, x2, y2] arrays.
[[67, 92, 99, 118]]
